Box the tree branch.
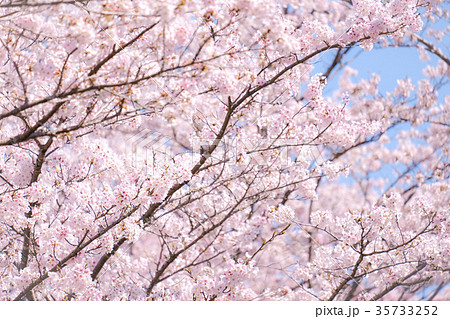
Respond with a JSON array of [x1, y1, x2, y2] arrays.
[[91, 237, 127, 281], [371, 263, 427, 301], [88, 21, 159, 76]]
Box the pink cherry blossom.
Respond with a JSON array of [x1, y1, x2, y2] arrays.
[[0, 0, 447, 302]]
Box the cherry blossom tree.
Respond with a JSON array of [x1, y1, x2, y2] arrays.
[[0, 0, 448, 301]]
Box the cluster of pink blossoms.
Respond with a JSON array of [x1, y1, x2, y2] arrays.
[[0, 0, 447, 301]]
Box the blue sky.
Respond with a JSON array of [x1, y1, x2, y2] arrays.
[[310, 18, 449, 192], [318, 3, 449, 100]]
